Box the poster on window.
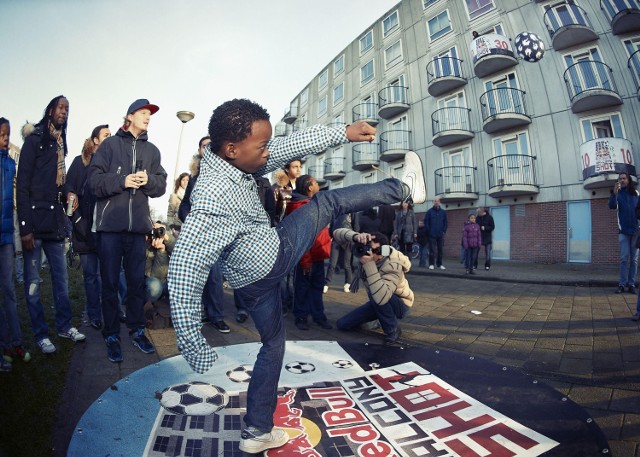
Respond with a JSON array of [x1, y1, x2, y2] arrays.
[[469, 33, 514, 64], [580, 137, 635, 180]]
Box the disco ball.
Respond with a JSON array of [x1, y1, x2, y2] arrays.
[[515, 32, 545, 63]]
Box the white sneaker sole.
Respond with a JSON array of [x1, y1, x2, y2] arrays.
[[402, 151, 426, 204], [239, 428, 288, 453]]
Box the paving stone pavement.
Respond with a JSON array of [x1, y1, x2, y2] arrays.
[[55, 258, 640, 457]]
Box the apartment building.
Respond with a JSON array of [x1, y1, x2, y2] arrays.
[[276, 0, 640, 264]]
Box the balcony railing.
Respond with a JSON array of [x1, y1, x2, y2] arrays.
[[380, 130, 411, 162], [628, 50, 640, 100], [352, 102, 379, 125], [479, 87, 531, 132], [426, 57, 466, 96], [307, 165, 325, 183], [600, 0, 640, 35], [434, 166, 478, 196], [487, 155, 538, 189], [431, 107, 473, 147], [283, 105, 298, 124], [470, 33, 518, 78], [352, 143, 380, 170], [324, 157, 346, 180], [543, 3, 597, 50], [378, 86, 410, 119], [563, 60, 621, 111]]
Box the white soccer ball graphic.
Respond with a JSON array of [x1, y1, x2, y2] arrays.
[[227, 364, 254, 383], [285, 361, 316, 374], [159, 381, 229, 415], [515, 32, 545, 63]]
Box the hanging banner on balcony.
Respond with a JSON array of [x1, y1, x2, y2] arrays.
[[469, 33, 514, 65], [580, 137, 635, 180]]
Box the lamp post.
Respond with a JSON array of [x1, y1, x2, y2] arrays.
[[174, 110, 195, 184]]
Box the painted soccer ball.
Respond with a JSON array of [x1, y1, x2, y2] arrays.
[[515, 32, 545, 62], [159, 381, 229, 415], [227, 364, 253, 383], [285, 361, 316, 374], [332, 359, 354, 369]]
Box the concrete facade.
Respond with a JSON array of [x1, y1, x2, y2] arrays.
[[278, 0, 640, 265]]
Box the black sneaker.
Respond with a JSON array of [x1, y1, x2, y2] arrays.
[[294, 318, 309, 330], [314, 320, 332, 329], [130, 327, 155, 354], [90, 320, 103, 330], [105, 335, 123, 363], [629, 285, 636, 294], [236, 312, 248, 323], [384, 327, 402, 345], [212, 320, 231, 333], [616, 285, 625, 294]]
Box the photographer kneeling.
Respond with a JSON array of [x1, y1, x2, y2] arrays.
[[334, 228, 413, 344], [144, 222, 175, 325]]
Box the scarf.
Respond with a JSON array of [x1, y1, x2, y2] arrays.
[[48, 122, 66, 186]]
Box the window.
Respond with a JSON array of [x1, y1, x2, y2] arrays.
[[563, 47, 613, 94], [384, 40, 403, 69], [300, 88, 309, 107], [384, 76, 407, 104], [427, 10, 452, 42], [333, 82, 344, 105], [580, 113, 624, 142], [431, 47, 461, 78], [442, 146, 473, 193], [437, 91, 467, 131], [423, 0, 440, 8], [494, 132, 529, 156], [382, 10, 399, 38], [624, 37, 640, 90], [318, 69, 328, 91], [466, 0, 495, 20], [334, 55, 345, 76], [334, 113, 345, 126], [318, 95, 327, 116], [360, 30, 373, 55], [361, 59, 375, 85], [484, 73, 524, 116], [492, 131, 532, 185]]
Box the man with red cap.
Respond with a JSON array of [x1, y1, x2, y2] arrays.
[[88, 99, 167, 362]]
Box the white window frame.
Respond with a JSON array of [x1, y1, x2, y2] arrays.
[[360, 30, 373, 55], [382, 10, 399, 38], [360, 171, 378, 185], [493, 131, 530, 157], [361, 59, 375, 86], [334, 112, 345, 126], [423, 0, 441, 9], [580, 112, 625, 142], [465, 0, 495, 21], [427, 9, 453, 42], [318, 95, 328, 117], [334, 54, 345, 76], [384, 40, 403, 70], [318, 69, 329, 91], [390, 163, 405, 181], [300, 88, 309, 107], [333, 82, 344, 105]]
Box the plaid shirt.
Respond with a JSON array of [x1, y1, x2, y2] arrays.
[[168, 125, 347, 373]]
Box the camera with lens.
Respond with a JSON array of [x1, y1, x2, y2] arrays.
[[352, 241, 372, 258], [149, 226, 166, 240]]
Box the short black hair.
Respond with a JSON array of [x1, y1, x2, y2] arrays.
[[198, 135, 210, 149], [295, 174, 314, 196], [0, 117, 9, 127], [369, 231, 389, 246], [208, 99, 270, 154], [91, 124, 109, 140]]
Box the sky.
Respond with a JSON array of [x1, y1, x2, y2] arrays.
[[1, 0, 396, 218]]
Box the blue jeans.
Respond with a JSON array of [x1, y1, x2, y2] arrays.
[[619, 233, 638, 287], [325, 241, 353, 285], [80, 253, 101, 322], [0, 243, 21, 348], [465, 247, 479, 271], [98, 232, 146, 336], [234, 178, 404, 432], [418, 243, 428, 267], [203, 263, 225, 321], [428, 236, 444, 267], [293, 261, 327, 322], [336, 293, 409, 337], [475, 243, 492, 268], [23, 239, 72, 340]]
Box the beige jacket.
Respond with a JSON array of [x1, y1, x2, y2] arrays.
[[333, 228, 414, 308]]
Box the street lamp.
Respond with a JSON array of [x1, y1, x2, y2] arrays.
[[174, 110, 195, 184]]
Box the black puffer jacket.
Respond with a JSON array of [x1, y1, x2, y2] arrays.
[[16, 124, 68, 240], [88, 128, 167, 234]]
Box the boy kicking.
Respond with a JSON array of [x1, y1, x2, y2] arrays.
[[168, 98, 425, 453]]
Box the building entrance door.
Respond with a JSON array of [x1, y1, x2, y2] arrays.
[[491, 206, 510, 259], [567, 201, 591, 263]]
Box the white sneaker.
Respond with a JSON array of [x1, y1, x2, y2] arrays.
[[429, 265, 435, 270], [323, 285, 328, 294], [37, 338, 56, 354], [439, 265, 446, 270], [58, 327, 86, 342], [401, 151, 426, 204], [239, 426, 288, 453], [343, 283, 351, 293]]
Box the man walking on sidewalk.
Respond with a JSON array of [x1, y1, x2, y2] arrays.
[[424, 197, 448, 270]]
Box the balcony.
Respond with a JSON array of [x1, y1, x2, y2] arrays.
[[324, 156, 346, 180], [283, 105, 298, 124], [487, 155, 539, 197], [479, 88, 531, 133], [629, 50, 640, 101], [431, 107, 474, 147], [379, 130, 411, 162], [426, 57, 467, 97], [600, 0, 640, 35], [543, 3, 598, 51], [580, 137, 636, 189], [378, 86, 410, 119], [434, 166, 479, 203], [307, 165, 326, 184], [352, 102, 379, 126], [563, 60, 622, 113], [470, 33, 518, 78], [352, 143, 380, 170], [274, 122, 287, 137]]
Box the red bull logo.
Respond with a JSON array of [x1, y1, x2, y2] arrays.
[[267, 389, 322, 457]]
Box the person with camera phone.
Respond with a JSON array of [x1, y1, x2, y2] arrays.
[[144, 222, 174, 327], [334, 228, 414, 344]]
